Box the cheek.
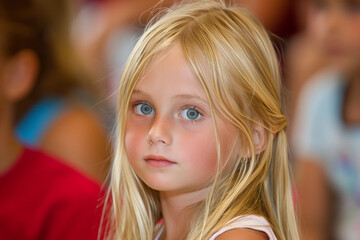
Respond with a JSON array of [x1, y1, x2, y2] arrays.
[[338, 19, 360, 71], [179, 129, 218, 173], [348, 20, 360, 50], [218, 120, 240, 167], [308, 17, 326, 45], [306, 9, 330, 46], [125, 120, 147, 161]]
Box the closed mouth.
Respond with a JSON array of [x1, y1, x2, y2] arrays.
[[144, 155, 176, 167]]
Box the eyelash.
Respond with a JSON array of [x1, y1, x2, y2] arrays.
[[130, 101, 204, 121], [179, 105, 203, 121], [131, 101, 152, 116]]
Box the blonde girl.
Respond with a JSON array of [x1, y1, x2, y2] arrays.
[[104, 0, 299, 239]]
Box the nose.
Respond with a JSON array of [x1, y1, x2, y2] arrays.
[[147, 115, 172, 145]]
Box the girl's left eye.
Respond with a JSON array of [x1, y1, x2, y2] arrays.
[[180, 108, 201, 120], [134, 103, 154, 115]]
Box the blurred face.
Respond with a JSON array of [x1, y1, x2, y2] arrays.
[[307, 0, 360, 74], [125, 44, 238, 196]]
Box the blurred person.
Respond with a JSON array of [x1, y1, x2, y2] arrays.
[[2, 0, 111, 182], [291, 0, 360, 239], [0, 22, 103, 240], [285, 0, 329, 128]]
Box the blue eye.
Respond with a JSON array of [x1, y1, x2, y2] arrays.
[[135, 103, 154, 115], [180, 108, 201, 120]]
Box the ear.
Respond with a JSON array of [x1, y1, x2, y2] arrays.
[[253, 125, 267, 154], [241, 125, 267, 158], [1, 50, 39, 102]]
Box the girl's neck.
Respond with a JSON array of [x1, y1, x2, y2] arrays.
[[159, 188, 208, 240], [0, 108, 22, 174]]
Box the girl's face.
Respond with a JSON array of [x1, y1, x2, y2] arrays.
[[125, 44, 238, 197], [307, 0, 360, 74]]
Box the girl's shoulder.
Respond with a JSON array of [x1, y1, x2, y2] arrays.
[[17, 96, 110, 182], [38, 102, 110, 180], [210, 215, 277, 240]]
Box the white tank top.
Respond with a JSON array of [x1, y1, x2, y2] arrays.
[[154, 215, 277, 240], [209, 215, 277, 240]]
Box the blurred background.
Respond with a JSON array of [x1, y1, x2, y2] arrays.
[[1, 0, 359, 239]]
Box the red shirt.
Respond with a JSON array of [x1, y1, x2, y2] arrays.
[[0, 147, 103, 240]]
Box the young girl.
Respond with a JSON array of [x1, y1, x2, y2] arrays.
[[104, 1, 299, 239]]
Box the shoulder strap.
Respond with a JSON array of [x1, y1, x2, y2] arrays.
[[154, 222, 164, 240], [209, 215, 277, 240]]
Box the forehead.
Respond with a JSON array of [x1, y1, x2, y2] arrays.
[[134, 44, 207, 99]]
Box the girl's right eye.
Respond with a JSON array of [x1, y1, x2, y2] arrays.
[[134, 103, 154, 115], [180, 107, 202, 120]]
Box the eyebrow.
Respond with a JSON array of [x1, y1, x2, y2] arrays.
[[131, 89, 149, 97], [131, 89, 208, 104]]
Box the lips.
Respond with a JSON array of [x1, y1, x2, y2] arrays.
[[144, 155, 176, 168]]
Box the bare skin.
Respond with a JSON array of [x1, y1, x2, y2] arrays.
[[39, 105, 110, 182], [343, 74, 360, 125], [159, 189, 206, 240], [0, 106, 22, 174], [0, 50, 28, 174], [295, 159, 335, 240]]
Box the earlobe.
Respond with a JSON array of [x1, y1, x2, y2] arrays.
[[2, 50, 39, 102]]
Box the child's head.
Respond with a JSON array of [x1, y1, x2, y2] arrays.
[[0, 0, 93, 122], [306, 0, 360, 75], [0, 15, 38, 126], [108, 1, 297, 239]]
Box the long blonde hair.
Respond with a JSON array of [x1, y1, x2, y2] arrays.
[[103, 1, 299, 239]]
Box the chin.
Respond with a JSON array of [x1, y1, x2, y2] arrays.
[[141, 177, 176, 192]]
